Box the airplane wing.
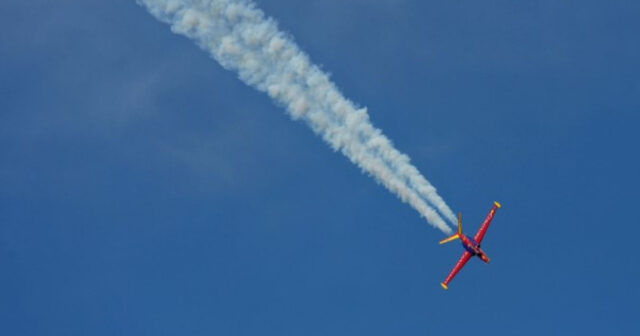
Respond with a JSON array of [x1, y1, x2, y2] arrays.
[[441, 251, 472, 290], [473, 201, 501, 244]]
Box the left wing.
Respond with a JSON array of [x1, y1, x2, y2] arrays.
[[473, 201, 501, 244], [441, 251, 472, 290]]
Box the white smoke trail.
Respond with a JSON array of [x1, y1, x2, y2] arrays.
[[137, 0, 456, 233]]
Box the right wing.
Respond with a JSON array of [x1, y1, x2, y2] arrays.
[[473, 201, 501, 244], [441, 251, 472, 290]]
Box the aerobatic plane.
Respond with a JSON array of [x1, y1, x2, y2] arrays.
[[439, 201, 501, 290]]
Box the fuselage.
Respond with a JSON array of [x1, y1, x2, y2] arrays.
[[460, 235, 490, 263]]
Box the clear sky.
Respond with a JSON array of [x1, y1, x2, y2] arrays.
[[2, 0, 639, 334]]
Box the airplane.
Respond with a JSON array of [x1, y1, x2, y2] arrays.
[[439, 201, 501, 290]]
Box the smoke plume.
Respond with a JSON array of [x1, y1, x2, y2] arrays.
[[137, 0, 456, 233]]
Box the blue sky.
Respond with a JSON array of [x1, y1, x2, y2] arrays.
[[1, 0, 639, 334]]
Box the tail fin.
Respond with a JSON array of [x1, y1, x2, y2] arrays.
[[439, 212, 463, 244], [439, 234, 459, 244]]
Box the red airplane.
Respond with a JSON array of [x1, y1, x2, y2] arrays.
[[439, 201, 501, 290]]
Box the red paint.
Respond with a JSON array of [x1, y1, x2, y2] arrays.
[[441, 202, 501, 289]]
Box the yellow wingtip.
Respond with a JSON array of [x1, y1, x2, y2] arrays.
[[441, 282, 448, 290], [494, 201, 501, 208]]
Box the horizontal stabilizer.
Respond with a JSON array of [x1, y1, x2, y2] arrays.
[[439, 234, 460, 245]]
